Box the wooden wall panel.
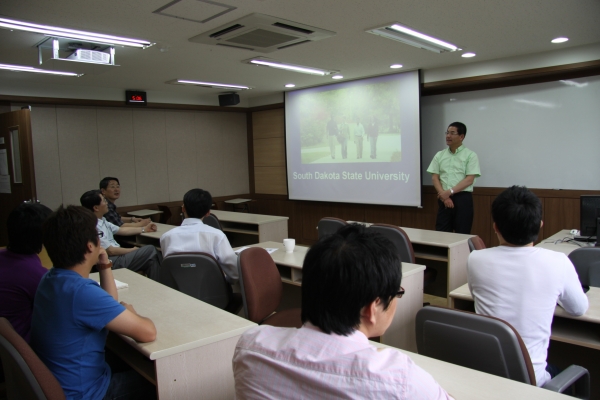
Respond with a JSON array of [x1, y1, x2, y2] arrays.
[[401, 192, 438, 230], [252, 109, 284, 139], [55, 106, 99, 205], [297, 201, 365, 244], [471, 194, 492, 247], [253, 137, 285, 167], [29, 105, 62, 209], [254, 167, 287, 195], [165, 110, 197, 202], [544, 198, 580, 237], [97, 108, 137, 206], [132, 109, 169, 204], [364, 205, 403, 227]]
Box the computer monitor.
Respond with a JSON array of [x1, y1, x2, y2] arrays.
[[579, 195, 600, 240]]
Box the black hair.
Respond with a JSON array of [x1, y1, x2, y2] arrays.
[[492, 185, 542, 246], [43, 206, 99, 269], [99, 177, 119, 190], [80, 190, 102, 211], [448, 122, 467, 137], [301, 223, 402, 336], [183, 189, 212, 219], [7, 203, 53, 254]]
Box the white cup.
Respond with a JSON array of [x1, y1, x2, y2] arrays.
[[283, 238, 295, 253]]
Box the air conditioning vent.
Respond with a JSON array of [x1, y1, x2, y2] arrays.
[[190, 13, 335, 53], [210, 24, 244, 38], [272, 22, 314, 35], [216, 43, 254, 51]]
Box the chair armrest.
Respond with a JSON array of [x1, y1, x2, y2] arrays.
[[542, 365, 590, 399]]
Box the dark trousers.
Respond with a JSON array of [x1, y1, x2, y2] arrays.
[[435, 191, 474, 234], [104, 349, 156, 400], [109, 245, 162, 281]]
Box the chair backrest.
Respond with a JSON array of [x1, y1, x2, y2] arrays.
[[415, 306, 536, 385], [238, 247, 283, 323], [369, 223, 415, 263], [157, 205, 172, 224], [468, 236, 486, 252], [203, 213, 223, 231], [160, 253, 231, 309], [568, 247, 600, 287], [317, 217, 347, 239], [0, 318, 65, 400]]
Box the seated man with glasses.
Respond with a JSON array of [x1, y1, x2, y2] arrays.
[[80, 190, 161, 281], [233, 224, 453, 399], [468, 186, 588, 387], [427, 122, 481, 234]]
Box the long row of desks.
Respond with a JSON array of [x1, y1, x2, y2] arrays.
[[97, 269, 573, 400]]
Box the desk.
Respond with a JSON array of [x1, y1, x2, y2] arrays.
[[537, 229, 595, 255], [350, 221, 473, 299], [372, 343, 571, 399], [238, 241, 425, 352], [135, 222, 175, 247], [128, 209, 163, 218], [89, 269, 256, 399], [449, 283, 600, 351], [211, 210, 288, 246]]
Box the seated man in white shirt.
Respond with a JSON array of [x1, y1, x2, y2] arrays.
[[468, 185, 588, 387], [160, 188, 238, 284], [80, 190, 161, 281], [233, 224, 453, 400]]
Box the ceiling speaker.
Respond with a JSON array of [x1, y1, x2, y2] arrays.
[[218, 93, 240, 106]]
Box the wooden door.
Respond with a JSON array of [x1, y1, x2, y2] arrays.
[[0, 109, 37, 246]]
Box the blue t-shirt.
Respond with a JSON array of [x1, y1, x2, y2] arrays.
[[31, 268, 126, 400]]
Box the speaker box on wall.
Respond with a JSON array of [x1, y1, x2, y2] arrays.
[[218, 93, 240, 106]]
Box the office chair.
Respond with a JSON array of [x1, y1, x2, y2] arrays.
[[317, 217, 347, 239], [160, 253, 242, 314], [157, 205, 172, 224], [568, 248, 600, 288], [203, 213, 223, 231], [237, 247, 302, 328], [0, 318, 65, 400], [369, 223, 437, 288], [415, 306, 590, 399], [468, 236, 486, 252]]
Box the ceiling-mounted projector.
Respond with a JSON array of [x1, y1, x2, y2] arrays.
[[67, 49, 111, 64]]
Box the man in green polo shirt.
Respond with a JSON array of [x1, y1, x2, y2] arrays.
[[427, 122, 481, 234]]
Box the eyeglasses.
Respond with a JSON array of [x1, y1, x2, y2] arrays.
[[396, 287, 405, 298], [97, 231, 104, 238], [445, 131, 460, 136]]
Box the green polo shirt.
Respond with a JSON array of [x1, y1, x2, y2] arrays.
[[427, 145, 481, 192]]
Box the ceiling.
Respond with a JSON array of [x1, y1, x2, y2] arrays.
[[0, 0, 599, 106]]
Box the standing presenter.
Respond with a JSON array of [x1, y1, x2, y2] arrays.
[[427, 122, 481, 234]]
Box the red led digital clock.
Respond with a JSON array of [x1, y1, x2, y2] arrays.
[[125, 90, 147, 106]]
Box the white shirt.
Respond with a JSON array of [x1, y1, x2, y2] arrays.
[[468, 246, 588, 387], [160, 218, 238, 284], [233, 324, 453, 400], [96, 217, 120, 249]]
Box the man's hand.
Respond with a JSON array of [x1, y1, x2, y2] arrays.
[[444, 198, 454, 208], [139, 218, 151, 226], [97, 248, 110, 265], [144, 223, 157, 233], [438, 189, 452, 201]]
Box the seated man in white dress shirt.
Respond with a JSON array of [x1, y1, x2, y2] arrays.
[[160, 188, 238, 284], [80, 190, 161, 281], [468, 185, 588, 387], [233, 224, 453, 400]]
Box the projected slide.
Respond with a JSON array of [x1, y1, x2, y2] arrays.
[[286, 70, 421, 207]]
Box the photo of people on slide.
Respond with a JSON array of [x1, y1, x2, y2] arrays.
[[298, 81, 402, 164]]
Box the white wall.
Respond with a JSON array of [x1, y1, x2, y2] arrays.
[[13, 104, 249, 209]]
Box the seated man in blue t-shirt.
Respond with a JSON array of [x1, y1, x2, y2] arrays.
[[31, 205, 157, 400]]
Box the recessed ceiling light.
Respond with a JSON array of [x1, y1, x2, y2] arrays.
[[551, 37, 569, 44], [461, 52, 476, 58], [285, 84, 295, 88], [175, 79, 250, 90], [367, 23, 458, 53], [390, 64, 403, 69], [0, 63, 83, 76], [245, 57, 337, 76], [0, 17, 153, 48], [332, 75, 343, 80]]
